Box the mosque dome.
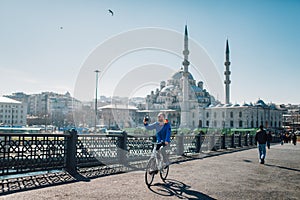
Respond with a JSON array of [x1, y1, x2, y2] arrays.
[[256, 99, 267, 107], [171, 70, 194, 80], [191, 85, 202, 93]]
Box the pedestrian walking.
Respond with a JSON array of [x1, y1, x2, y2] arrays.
[[255, 125, 267, 164], [266, 131, 272, 149], [292, 133, 297, 145]]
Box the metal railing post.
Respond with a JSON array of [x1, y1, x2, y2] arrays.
[[231, 134, 235, 148], [176, 135, 184, 156], [66, 129, 78, 175], [238, 133, 242, 147], [210, 134, 216, 151], [195, 133, 202, 153], [245, 134, 248, 146], [221, 134, 226, 149], [117, 131, 128, 165]]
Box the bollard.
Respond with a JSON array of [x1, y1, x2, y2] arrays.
[[66, 128, 78, 175], [176, 135, 184, 156]]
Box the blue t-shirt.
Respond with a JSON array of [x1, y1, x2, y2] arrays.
[[144, 121, 171, 143]]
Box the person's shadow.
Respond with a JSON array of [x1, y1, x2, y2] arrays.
[[148, 179, 216, 200]]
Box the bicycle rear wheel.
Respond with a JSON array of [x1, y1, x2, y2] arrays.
[[145, 158, 156, 186], [160, 165, 169, 181]]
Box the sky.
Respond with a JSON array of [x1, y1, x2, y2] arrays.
[[0, 0, 299, 104]]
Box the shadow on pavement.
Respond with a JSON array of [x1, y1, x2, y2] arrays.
[[0, 171, 76, 196], [148, 179, 216, 200], [0, 165, 124, 196], [264, 164, 300, 173], [243, 159, 253, 163]]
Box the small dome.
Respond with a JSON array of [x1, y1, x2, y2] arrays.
[[256, 99, 267, 108], [160, 85, 175, 93], [256, 99, 266, 105]]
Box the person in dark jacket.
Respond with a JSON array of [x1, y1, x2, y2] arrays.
[[266, 131, 273, 149], [292, 133, 297, 145], [255, 125, 267, 164]]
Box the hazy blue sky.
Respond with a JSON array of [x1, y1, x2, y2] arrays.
[[0, 0, 299, 104]]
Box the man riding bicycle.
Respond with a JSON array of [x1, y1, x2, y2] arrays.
[[144, 112, 171, 167]]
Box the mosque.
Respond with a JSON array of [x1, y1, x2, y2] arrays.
[[141, 25, 283, 130], [100, 26, 284, 131]]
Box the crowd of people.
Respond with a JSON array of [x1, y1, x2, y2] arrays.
[[280, 131, 298, 145]]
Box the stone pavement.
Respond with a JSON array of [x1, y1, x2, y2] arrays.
[[1, 143, 299, 200]]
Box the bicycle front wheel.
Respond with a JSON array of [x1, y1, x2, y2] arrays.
[[160, 165, 169, 181], [145, 158, 156, 186]]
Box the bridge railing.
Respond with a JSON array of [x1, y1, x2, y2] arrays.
[[0, 133, 70, 176], [0, 130, 281, 177]]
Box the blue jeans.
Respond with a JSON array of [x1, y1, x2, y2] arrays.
[[258, 144, 266, 160]]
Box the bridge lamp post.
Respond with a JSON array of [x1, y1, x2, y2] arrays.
[[94, 70, 100, 132]]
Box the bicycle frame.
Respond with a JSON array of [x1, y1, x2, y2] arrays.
[[150, 143, 164, 170]]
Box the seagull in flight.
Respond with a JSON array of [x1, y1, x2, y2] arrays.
[[108, 9, 114, 16]]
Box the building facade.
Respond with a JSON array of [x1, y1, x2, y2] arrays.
[[99, 104, 138, 129], [0, 96, 27, 126], [205, 100, 283, 130], [6, 91, 82, 127]]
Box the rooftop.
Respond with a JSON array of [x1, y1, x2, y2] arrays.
[[0, 96, 22, 104], [99, 104, 138, 110]]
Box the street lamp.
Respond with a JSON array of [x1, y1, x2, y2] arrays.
[[94, 70, 100, 131], [11, 106, 15, 127]]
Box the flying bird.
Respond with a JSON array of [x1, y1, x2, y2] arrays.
[[108, 9, 114, 16]]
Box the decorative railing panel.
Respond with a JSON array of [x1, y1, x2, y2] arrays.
[[76, 134, 119, 167], [0, 133, 68, 176], [127, 135, 153, 161], [183, 135, 197, 153]]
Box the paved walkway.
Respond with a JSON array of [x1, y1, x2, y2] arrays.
[[1, 143, 300, 200]]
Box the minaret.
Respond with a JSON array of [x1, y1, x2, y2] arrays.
[[183, 25, 190, 73], [180, 25, 190, 128], [224, 39, 231, 104]]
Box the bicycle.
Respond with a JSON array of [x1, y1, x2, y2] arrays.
[[145, 142, 169, 186]]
